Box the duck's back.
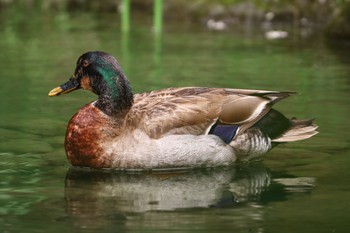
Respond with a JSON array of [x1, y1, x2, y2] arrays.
[[129, 87, 285, 139]]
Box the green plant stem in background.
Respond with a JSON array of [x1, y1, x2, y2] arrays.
[[153, 0, 163, 34], [121, 0, 130, 32]]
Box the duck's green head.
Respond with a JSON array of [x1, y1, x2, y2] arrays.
[[49, 51, 133, 114], [49, 51, 129, 97], [49, 51, 133, 115]]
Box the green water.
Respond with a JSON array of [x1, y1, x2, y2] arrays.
[[1, 9, 350, 233]]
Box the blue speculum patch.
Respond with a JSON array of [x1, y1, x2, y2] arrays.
[[209, 124, 239, 144]]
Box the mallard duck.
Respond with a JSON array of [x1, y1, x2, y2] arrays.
[[48, 51, 318, 170]]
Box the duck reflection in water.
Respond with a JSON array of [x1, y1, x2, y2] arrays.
[[63, 162, 315, 231], [64, 163, 269, 213]]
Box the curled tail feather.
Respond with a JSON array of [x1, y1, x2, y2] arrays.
[[272, 118, 318, 142]]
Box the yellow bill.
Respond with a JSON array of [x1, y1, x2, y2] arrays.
[[48, 77, 80, 97]]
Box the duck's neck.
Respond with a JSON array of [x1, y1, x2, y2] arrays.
[[94, 71, 134, 117]]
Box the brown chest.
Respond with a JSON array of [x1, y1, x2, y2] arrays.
[[64, 104, 116, 168]]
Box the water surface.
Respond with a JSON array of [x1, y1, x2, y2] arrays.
[[0, 9, 350, 233]]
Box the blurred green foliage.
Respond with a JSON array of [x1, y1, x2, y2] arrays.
[[326, 0, 350, 39], [0, 0, 349, 38]]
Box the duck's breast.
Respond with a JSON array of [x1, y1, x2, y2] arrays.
[[65, 103, 116, 168]]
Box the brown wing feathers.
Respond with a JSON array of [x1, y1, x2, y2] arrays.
[[131, 88, 294, 140]]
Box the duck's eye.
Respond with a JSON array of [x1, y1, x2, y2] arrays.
[[82, 60, 90, 67]]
